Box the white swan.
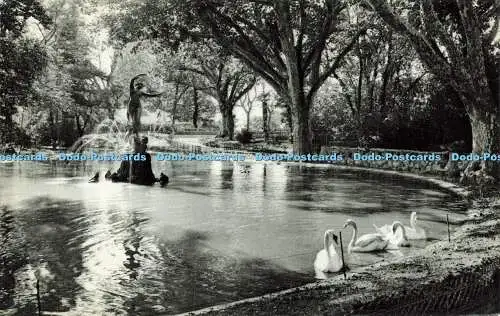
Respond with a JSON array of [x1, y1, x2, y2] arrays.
[[404, 212, 427, 239], [343, 219, 389, 253], [373, 212, 426, 240], [314, 229, 343, 278], [384, 221, 411, 250]]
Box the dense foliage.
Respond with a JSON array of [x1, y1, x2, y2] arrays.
[[0, 0, 50, 144]]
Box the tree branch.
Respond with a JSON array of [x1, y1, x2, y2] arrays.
[[232, 13, 286, 72], [306, 27, 367, 105], [226, 74, 241, 103], [198, 3, 285, 87], [176, 66, 209, 78], [296, 0, 307, 57], [304, 0, 339, 69], [234, 79, 257, 103], [363, 0, 461, 94], [421, 0, 462, 66], [333, 72, 355, 117]]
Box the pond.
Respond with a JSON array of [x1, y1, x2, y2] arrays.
[[0, 160, 468, 315]]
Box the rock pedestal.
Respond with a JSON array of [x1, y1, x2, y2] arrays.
[[109, 137, 157, 186]]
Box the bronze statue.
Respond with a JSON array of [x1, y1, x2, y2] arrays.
[[127, 74, 164, 137]]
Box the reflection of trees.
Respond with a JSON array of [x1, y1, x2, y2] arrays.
[[283, 168, 460, 215], [155, 230, 313, 314], [262, 165, 267, 193], [220, 168, 234, 191], [207, 162, 252, 192], [119, 211, 159, 315], [285, 166, 317, 201], [122, 212, 148, 280], [108, 227, 313, 315], [13, 197, 89, 314], [0, 206, 29, 311]]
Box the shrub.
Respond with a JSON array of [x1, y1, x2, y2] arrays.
[[235, 129, 253, 144]]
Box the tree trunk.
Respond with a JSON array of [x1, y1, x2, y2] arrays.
[[3, 108, 14, 143], [108, 107, 115, 120], [55, 111, 61, 146], [49, 110, 56, 148], [355, 52, 365, 147], [283, 78, 312, 153], [285, 104, 293, 133], [290, 99, 312, 154], [75, 115, 83, 137], [262, 100, 269, 142], [379, 31, 393, 117], [277, 17, 313, 154], [462, 107, 500, 182], [246, 112, 250, 131], [192, 88, 199, 128], [267, 111, 273, 133], [220, 103, 235, 140], [171, 84, 187, 136]]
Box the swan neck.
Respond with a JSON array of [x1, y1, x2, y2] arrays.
[[349, 223, 357, 248], [410, 214, 417, 229], [324, 231, 331, 257], [395, 222, 408, 240]]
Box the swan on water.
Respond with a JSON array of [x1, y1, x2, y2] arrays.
[[373, 211, 426, 240], [343, 219, 388, 253], [314, 229, 343, 278], [384, 221, 410, 250], [404, 212, 427, 239]]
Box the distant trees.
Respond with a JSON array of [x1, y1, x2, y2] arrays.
[[108, 0, 257, 140], [172, 44, 256, 139], [325, 9, 431, 148], [238, 84, 260, 132]]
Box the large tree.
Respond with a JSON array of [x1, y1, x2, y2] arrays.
[[365, 0, 500, 182], [108, 0, 365, 153], [181, 0, 367, 153]]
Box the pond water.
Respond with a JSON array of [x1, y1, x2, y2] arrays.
[[0, 160, 468, 315]]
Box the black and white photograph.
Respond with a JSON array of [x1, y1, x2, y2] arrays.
[[1, 0, 499, 315]]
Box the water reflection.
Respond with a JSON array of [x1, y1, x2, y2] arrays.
[[154, 230, 312, 314], [1, 197, 89, 315], [220, 165, 234, 191], [0, 161, 468, 315], [122, 212, 148, 279], [0, 206, 27, 310]]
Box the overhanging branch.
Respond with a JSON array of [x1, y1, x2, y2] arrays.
[[306, 27, 367, 105]]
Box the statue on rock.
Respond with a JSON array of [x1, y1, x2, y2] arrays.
[[126, 74, 165, 139], [105, 136, 168, 186], [89, 75, 169, 186]]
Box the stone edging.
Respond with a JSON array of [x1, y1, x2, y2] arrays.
[[294, 162, 471, 199]]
